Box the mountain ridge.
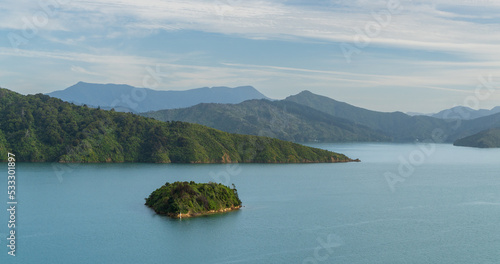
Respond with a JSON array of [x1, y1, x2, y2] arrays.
[[286, 91, 500, 143], [0, 87, 354, 163], [284, 90, 453, 142], [143, 89, 500, 143], [453, 128, 500, 148], [430, 106, 500, 120], [407, 106, 500, 120], [46, 82, 270, 113], [141, 99, 390, 143], [44, 84, 500, 143]]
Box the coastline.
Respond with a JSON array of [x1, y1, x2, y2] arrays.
[[167, 206, 243, 219], [52, 157, 360, 164]]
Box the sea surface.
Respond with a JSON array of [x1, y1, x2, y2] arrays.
[[1, 143, 500, 263]]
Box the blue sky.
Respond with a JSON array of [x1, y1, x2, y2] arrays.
[[1, 0, 500, 112]]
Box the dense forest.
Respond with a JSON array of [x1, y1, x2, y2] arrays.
[[142, 99, 389, 142], [145, 181, 242, 218], [143, 90, 500, 143], [0, 88, 353, 163]]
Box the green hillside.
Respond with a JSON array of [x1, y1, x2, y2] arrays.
[[0, 88, 353, 163], [285, 91, 500, 143], [453, 128, 500, 148], [44, 86, 500, 144], [285, 91, 454, 142], [142, 99, 389, 142], [450, 112, 500, 140], [145, 181, 242, 218]]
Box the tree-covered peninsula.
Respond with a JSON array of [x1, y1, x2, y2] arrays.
[[145, 181, 242, 218], [0, 88, 355, 163]]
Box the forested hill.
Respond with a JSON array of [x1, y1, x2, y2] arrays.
[[142, 99, 390, 143], [0, 88, 353, 163], [453, 128, 500, 148], [46, 82, 270, 112]]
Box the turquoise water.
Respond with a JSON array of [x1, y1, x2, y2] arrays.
[[1, 143, 500, 263]]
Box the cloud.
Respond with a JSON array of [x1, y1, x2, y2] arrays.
[[0, 45, 495, 96], [70, 65, 101, 76], [3, 0, 500, 58], [222, 62, 498, 94], [2, 0, 500, 111]]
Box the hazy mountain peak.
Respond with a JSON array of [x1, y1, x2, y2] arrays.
[[431, 105, 500, 120], [291, 90, 324, 98], [47, 82, 269, 112], [297, 90, 313, 95]]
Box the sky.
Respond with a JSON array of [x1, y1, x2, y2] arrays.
[[1, 0, 500, 113]]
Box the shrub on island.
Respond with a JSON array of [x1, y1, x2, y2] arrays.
[[145, 181, 242, 218]]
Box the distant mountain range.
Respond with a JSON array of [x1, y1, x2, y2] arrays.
[[285, 91, 500, 142], [46, 82, 269, 113], [284, 91, 449, 141], [45, 82, 500, 143], [407, 106, 500, 120]]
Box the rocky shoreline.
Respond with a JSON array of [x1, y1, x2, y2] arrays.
[[168, 206, 243, 219]]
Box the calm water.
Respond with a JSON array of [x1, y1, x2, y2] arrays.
[[1, 143, 500, 263]]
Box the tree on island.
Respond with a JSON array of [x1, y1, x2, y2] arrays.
[[145, 181, 242, 218]]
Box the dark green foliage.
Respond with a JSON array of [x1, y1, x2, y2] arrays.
[[0, 129, 9, 158], [0, 88, 352, 163], [47, 82, 269, 113], [145, 181, 242, 217], [453, 128, 500, 148]]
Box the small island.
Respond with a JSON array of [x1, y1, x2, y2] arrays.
[[145, 181, 242, 218]]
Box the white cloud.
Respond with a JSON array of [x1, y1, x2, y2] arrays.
[[2, 0, 500, 111], [3, 0, 500, 58], [70, 65, 102, 76]]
